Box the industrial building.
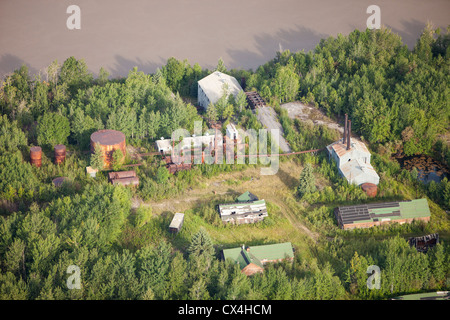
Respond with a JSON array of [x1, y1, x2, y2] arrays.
[[222, 242, 294, 276], [155, 133, 223, 155], [326, 114, 380, 188], [197, 71, 243, 110], [90, 129, 126, 169], [218, 192, 268, 224], [334, 198, 431, 230], [169, 212, 185, 233]]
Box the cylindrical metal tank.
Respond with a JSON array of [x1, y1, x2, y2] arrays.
[[54, 144, 66, 165], [361, 183, 377, 198], [90, 129, 126, 169], [30, 146, 42, 167]]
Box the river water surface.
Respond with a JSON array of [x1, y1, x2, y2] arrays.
[[1, 0, 449, 78]]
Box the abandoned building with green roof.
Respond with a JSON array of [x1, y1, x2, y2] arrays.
[[334, 198, 431, 230], [218, 191, 268, 224], [222, 242, 294, 276]]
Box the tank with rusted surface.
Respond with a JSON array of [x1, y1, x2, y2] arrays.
[[361, 183, 377, 198], [54, 144, 66, 165], [108, 170, 136, 182], [90, 129, 126, 169], [111, 176, 139, 186], [30, 146, 42, 167]]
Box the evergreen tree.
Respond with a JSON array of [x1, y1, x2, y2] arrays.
[[167, 252, 188, 299], [112, 148, 125, 171], [59, 57, 93, 95], [206, 103, 218, 124], [90, 144, 104, 171], [97, 67, 110, 86], [235, 90, 248, 113], [297, 163, 316, 198], [189, 278, 210, 300], [216, 58, 227, 73], [156, 166, 170, 184], [187, 228, 214, 259], [430, 243, 446, 287], [36, 112, 70, 148]]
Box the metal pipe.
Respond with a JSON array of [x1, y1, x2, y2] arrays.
[[343, 114, 347, 144], [347, 120, 351, 150]]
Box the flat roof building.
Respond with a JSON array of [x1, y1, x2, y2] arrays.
[[334, 198, 431, 230], [197, 71, 243, 110]]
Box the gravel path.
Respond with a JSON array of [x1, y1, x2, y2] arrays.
[[255, 107, 292, 153]]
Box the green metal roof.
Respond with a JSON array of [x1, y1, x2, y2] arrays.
[[398, 199, 431, 219], [336, 199, 430, 226], [237, 191, 258, 202], [392, 291, 449, 300], [223, 242, 294, 270]]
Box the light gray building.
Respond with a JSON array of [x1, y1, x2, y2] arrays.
[[326, 116, 380, 186], [169, 212, 185, 233], [197, 71, 243, 110]]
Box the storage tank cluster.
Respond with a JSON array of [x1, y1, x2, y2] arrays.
[[30, 144, 67, 167]]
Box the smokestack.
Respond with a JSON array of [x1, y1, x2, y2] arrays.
[[347, 120, 351, 150], [343, 114, 348, 143]]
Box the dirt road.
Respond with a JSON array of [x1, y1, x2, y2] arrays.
[[142, 160, 319, 242], [256, 107, 292, 153]]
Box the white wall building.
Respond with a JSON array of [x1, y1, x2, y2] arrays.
[[197, 71, 243, 110], [226, 123, 239, 140], [326, 138, 380, 186], [156, 133, 223, 154]]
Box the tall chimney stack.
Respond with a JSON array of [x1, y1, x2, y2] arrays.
[[343, 114, 348, 144], [347, 120, 351, 150]]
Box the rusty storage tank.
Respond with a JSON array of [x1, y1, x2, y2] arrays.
[[90, 129, 126, 169], [30, 146, 42, 167], [54, 144, 66, 165], [361, 183, 377, 198]]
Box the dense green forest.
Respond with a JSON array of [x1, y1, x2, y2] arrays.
[[0, 26, 449, 300]]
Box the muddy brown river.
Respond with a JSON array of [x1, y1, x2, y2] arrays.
[[1, 0, 449, 78]]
